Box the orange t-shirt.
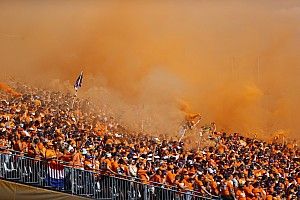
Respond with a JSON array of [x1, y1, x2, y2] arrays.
[[195, 179, 204, 193], [0, 139, 7, 148], [138, 169, 149, 183], [151, 174, 162, 184], [266, 195, 273, 200], [104, 158, 112, 169], [211, 181, 219, 195], [166, 171, 175, 185], [61, 153, 72, 165], [253, 187, 263, 196], [73, 152, 83, 167], [236, 190, 246, 200], [45, 149, 56, 159], [84, 160, 93, 170], [183, 179, 194, 190], [222, 181, 233, 196], [111, 160, 119, 172], [244, 185, 254, 196]]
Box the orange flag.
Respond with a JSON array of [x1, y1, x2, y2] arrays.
[[0, 82, 22, 97]]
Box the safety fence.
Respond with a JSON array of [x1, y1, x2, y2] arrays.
[[0, 151, 220, 200]]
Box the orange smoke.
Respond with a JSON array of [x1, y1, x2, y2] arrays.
[[0, 82, 21, 97], [178, 100, 192, 114], [178, 99, 201, 122], [0, 1, 300, 139]]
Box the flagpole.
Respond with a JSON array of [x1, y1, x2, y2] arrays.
[[196, 127, 203, 150], [179, 129, 186, 142], [72, 71, 83, 109], [179, 116, 201, 142], [71, 91, 76, 109]]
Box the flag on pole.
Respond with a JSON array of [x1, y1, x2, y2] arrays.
[[178, 114, 201, 142], [178, 124, 187, 142], [74, 71, 83, 92], [179, 125, 187, 136]]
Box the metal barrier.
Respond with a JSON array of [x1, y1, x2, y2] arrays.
[[0, 151, 220, 200]]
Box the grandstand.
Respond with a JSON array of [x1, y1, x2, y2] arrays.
[[0, 82, 299, 200]]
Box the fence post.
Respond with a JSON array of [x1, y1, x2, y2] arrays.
[[111, 176, 115, 199], [0, 152, 218, 200], [143, 184, 148, 200], [71, 167, 74, 195]]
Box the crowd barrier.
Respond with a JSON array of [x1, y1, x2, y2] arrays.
[[0, 151, 220, 200]]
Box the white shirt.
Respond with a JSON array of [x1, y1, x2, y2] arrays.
[[129, 164, 137, 177]]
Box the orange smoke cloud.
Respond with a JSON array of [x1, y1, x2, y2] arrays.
[[0, 1, 299, 139], [178, 100, 192, 114], [0, 82, 21, 97]]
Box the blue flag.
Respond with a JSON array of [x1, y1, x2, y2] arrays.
[[74, 71, 83, 92]]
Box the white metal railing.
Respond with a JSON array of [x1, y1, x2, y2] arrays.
[[0, 150, 220, 200]]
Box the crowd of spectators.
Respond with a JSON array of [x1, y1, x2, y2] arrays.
[[0, 83, 299, 200]]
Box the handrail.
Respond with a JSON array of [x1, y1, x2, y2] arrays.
[[0, 147, 220, 199]]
